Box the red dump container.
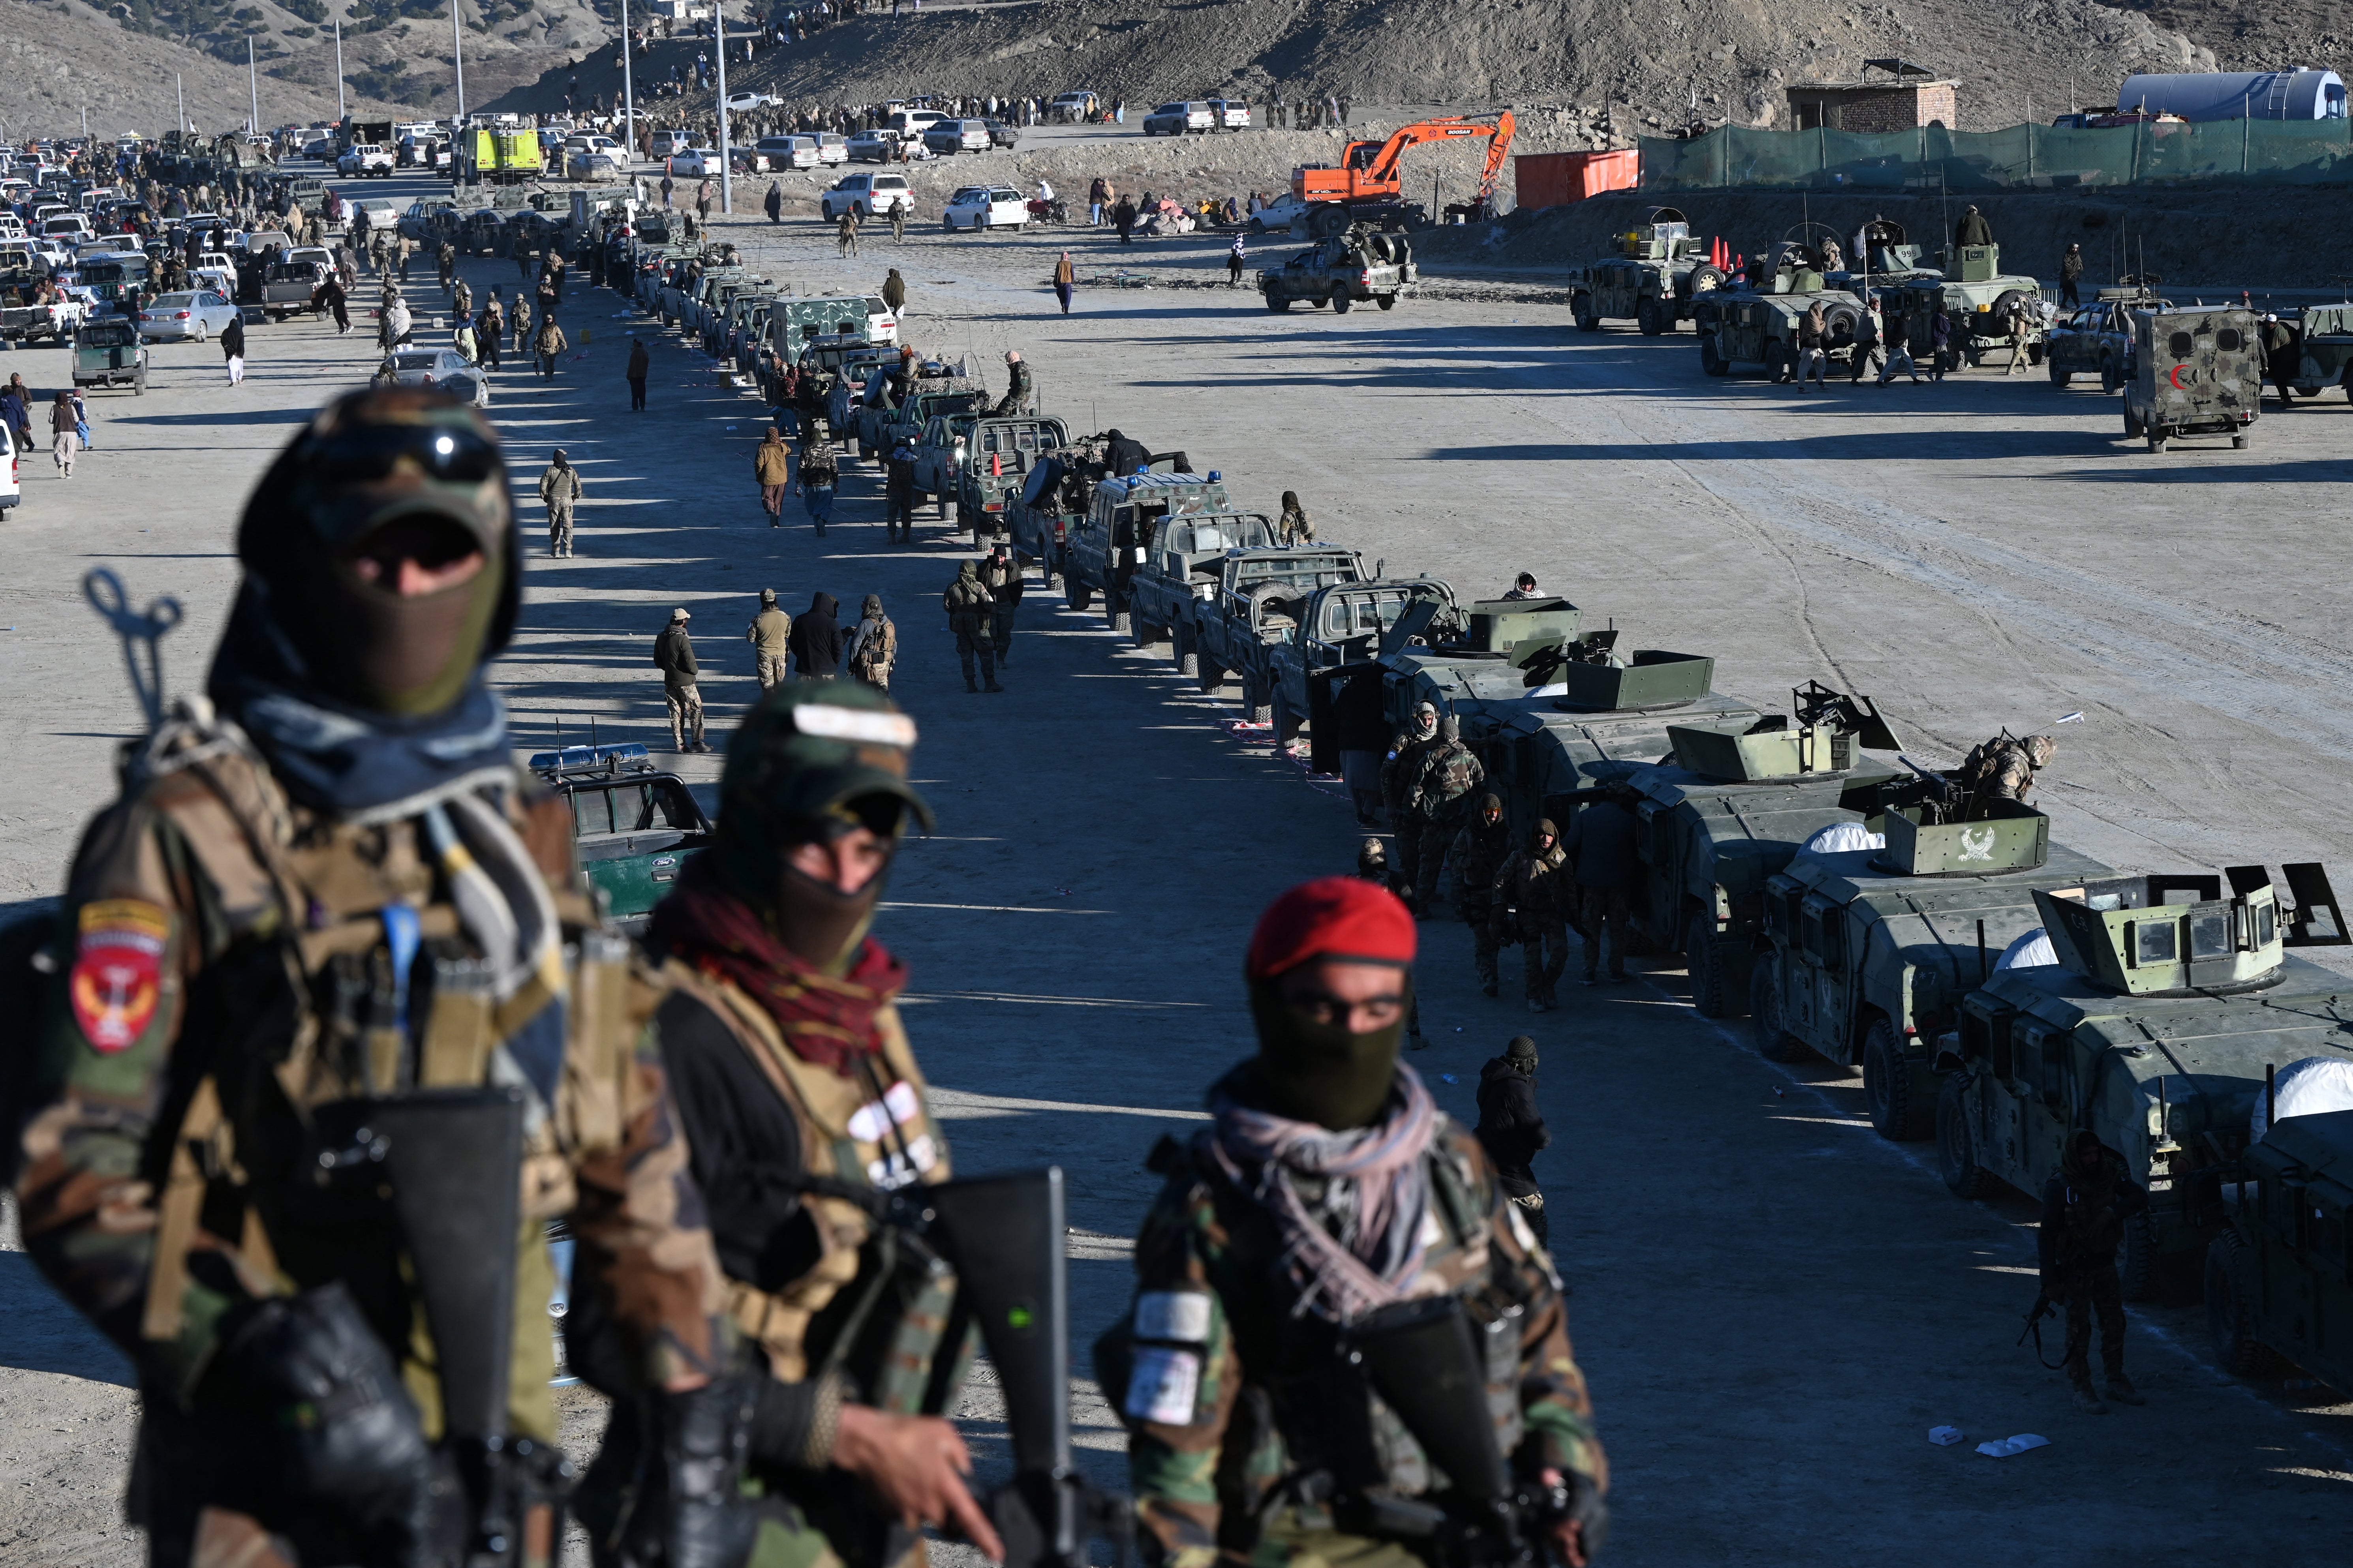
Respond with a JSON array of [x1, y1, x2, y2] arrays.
[[1511, 149, 1639, 209]]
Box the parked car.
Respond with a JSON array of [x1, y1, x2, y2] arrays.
[[1049, 91, 1100, 122], [72, 316, 148, 393], [820, 172, 913, 221], [667, 147, 723, 178], [811, 133, 850, 165], [723, 90, 778, 113], [378, 346, 491, 407], [885, 109, 948, 137], [529, 744, 713, 932], [650, 130, 695, 159], [942, 186, 1027, 232], [753, 135, 820, 171], [983, 121, 1022, 150], [924, 119, 995, 156], [134, 288, 240, 341], [1208, 98, 1253, 130], [1250, 192, 1311, 234], [1143, 101, 1215, 137], [337, 142, 396, 178], [568, 150, 628, 181]]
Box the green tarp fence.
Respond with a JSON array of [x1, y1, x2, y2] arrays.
[[1640, 121, 2353, 192]]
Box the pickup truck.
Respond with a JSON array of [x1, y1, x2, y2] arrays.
[[1186, 548, 1375, 721], [338, 143, 396, 178], [1058, 470, 1234, 632], [952, 415, 1072, 538], [822, 344, 904, 449], [261, 257, 332, 320], [72, 317, 149, 393], [528, 744, 713, 932], [1120, 513, 1280, 663], [1259, 227, 1417, 314], [866, 379, 988, 477], [0, 290, 86, 343], [1265, 576, 1457, 732], [1005, 433, 1107, 576]]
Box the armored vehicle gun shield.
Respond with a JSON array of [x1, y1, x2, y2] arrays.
[[1936, 863, 2353, 1298]]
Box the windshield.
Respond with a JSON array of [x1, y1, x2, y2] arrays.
[[1234, 555, 1355, 589], [150, 292, 197, 307], [81, 324, 135, 345], [1170, 515, 1273, 553], [1320, 590, 1428, 640], [392, 352, 441, 370]]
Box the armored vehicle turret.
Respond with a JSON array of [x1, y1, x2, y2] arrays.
[[1565, 207, 1727, 335], [1691, 236, 1870, 380], [1884, 242, 2047, 372], [1935, 864, 2353, 1296]]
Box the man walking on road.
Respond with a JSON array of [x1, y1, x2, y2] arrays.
[[1054, 251, 1074, 314], [846, 593, 896, 690], [1406, 716, 1484, 913], [220, 311, 247, 386], [1494, 818, 1571, 1011], [980, 543, 1022, 664], [655, 607, 709, 752], [1561, 787, 1639, 985], [788, 591, 843, 680], [885, 435, 918, 544], [754, 424, 792, 523], [746, 588, 791, 690], [797, 424, 839, 534], [1450, 793, 1514, 996], [1476, 1034, 1552, 1247], [538, 446, 583, 557], [838, 210, 860, 257], [534, 314, 568, 380], [2060, 242, 2085, 308], [943, 561, 1001, 692], [1227, 232, 1246, 287], [882, 266, 906, 319], [764, 179, 782, 223]]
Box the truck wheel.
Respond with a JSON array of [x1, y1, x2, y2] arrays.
[[1331, 294, 1352, 315], [2047, 360, 2069, 387], [1244, 677, 1273, 725], [1699, 336, 1730, 377], [2205, 1232, 2277, 1376], [1635, 298, 1664, 336], [1066, 577, 1092, 613], [2147, 431, 2167, 454], [1106, 595, 1130, 635], [2120, 1210, 2161, 1302], [2122, 404, 2141, 440], [193, 321, 208, 343], [1935, 1073, 1993, 1199], [1685, 912, 1728, 1018], [1173, 623, 1199, 676], [1376, 293, 1396, 311], [1271, 693, 1300, 747], [1572, 293, 1600, 332], [2232, 432, 2250, 450], [1863, 1018, 1932, 1141], [1198, 653, 1225, 695], [1132, 615, 1162, 651], [1765, 342, 1795, 383], [1748, 964, 1810, 1063]]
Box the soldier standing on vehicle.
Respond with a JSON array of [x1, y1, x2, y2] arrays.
[[656, 606, 709, 752], [12, 390, 732, 1568], [2060, 242, 2085, 308], [747, 586, 792, 690], [579, 681, 1011, 1567], [1277, 489, 1314, 546], [1502, 571, 1540, 600], [1562, 786, 1639, 987], [846, 593, 897, 690], [538, 445, 583, 557], [1955, 203, 1994, 248], [980, 542, 1023, 663], [1962, 732, 2056, 812], [1095, 878, 1606, 1568], [1407, 716, 1484, 914], [1494, 818, 1571, 1011], [754, 423, 792, 524], [1452, 793, 1515, 996], [1476, 1034, 1552, 1248], [943, 559, 1001, 692], [886, 434, 918, 544], [2039, 1130, 2150, 1413], [992, 348, 1032, 416]]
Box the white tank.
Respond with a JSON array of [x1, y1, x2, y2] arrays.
[[2116, 69, 2348, 122]]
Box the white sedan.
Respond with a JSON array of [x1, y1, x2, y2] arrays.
[[666, 148, 722, 177], [941, 186, 1027, 232], [379, 347, 491, 407]]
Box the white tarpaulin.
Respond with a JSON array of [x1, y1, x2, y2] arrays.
[[2252, 1057, 2353, 1143], [1799, 822, 1885, 857], [1995, 928, 2058, 970]]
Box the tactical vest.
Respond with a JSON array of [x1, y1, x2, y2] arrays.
[[657, 960, 974, 1409]]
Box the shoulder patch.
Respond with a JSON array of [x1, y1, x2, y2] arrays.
[[70, 899, 169, 1052]]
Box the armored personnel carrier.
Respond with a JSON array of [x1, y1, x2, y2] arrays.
[[1884, 243, 2047, 371], [1936, 864, 2353, 1296], [1751, 793, 2115, 1142], [1691, 238, 1870, 380], [2122, 306, 2263, 452], [1564, 207, 1726, 335]]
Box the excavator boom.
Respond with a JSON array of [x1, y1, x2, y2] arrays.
[[1292, 112, 1517, 217]]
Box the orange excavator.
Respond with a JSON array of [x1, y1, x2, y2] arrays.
[[1290, 111, 1516, 235]]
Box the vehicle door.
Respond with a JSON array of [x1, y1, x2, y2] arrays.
[[1633, 798, 1678, 947], [1778, 885, 1844, 1047]]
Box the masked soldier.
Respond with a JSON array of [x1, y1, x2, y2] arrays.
[[1494, 819, 1571, 1013], [1475, 1035, 1551, 1248], [978, 543, 1022, 664], [12, 390, 732, 1568], [576, 682, 1006, 1568], [1405, 716, 1484, 915], [1960, 733, 2055, 816], [1378, 701, 1439, 889], [942, 560, 1000, 694], [1450, 793, 1514, 996], [2040, 1130, 2150, 1414], [1096, 878, 1607, 1568]]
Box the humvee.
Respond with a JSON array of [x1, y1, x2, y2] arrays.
[[1882, 243, 2048, 371], [1692, 238, 1870, 380], [1936, 864, 2353, 1296], [2122, 306, 2263, 452], [1566, 206, 1726, 335], [2208, 1108, 2353, 1393], [531, 744, 714, 932], [2278, 302, 2353, 400]]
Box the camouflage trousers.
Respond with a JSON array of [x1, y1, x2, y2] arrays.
[[665, 682, 705, 750], [2058, 1262, 2127, 1383], [1519, 916, 1570, 1001], [1578, 885, 1632, 981], [1411, 816, 1463, 908], [546, 505, 574, 557], [1468, 919, 1501, 990]]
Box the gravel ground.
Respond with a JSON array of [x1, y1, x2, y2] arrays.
[[3, 162, 2351, 1566]]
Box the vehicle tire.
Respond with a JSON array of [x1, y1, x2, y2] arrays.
[[2119, 1209, 2161, 1302], [1636, 298, 1664, 336], [1765, 342, 1796, 383], [1271, 692, 1300, 746], [1365, 232, 1395, 264], [1935, 1072, 1994, 1199], [943, 217, 954, 231], [2122, 403, 2141, 439], [1244, 676, 1273, 725], [1376, 293, 1396, 310], [1332, 294, 1352, 315], [193, 321, 207, 343], [2233, 433, 2250, 450], [1106, 595, 1130, 635], [1308, 203, 1349, 240], [1863, 1018, 1932, 1141], [2047, 360, 2069, 387], [1699, 335, 1730, 377], [1686, 911, 1729, 1018], [2148, 431, 2167, 454], [1174, 622, 1200, 677], [1749, 962, 1810, 1063], [2205, 1231, 2278, 1376], [1266, 295, 1290, 312], [1132, 615, 1162, 651], [1686, 263, 1726, 296], [1572, 293, 1601, 332], [134, 373, 145, 395], [1066, 577, 1092, 613], [1198, 652, 1225, 694]]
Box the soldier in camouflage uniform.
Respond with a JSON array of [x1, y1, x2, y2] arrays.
[[577, 683, 1007, 1568], [1450, 793, 1514, 997], [1378, 702, 1438, 897], [942, 560, 1000, 694], [1961, 733, 2056, 816], [1493, 819, 1572, 1012], [2039, 1130, 2150, 1415], [1406, 716, 1484, 915], [11, 390, 733, 1568], [1095, 878, 1606, 1568]]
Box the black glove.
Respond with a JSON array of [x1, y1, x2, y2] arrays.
[[652, 1375, 763, 1568], [212, 1282, 436, 1546], [1565, 1470, 1609, 1560]]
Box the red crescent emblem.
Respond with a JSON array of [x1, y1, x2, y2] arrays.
[[2169, 365, 2188, 389]]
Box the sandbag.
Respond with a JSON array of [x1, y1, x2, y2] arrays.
[[1994, 928, 2057, 971], [2251, 1056, 2353, 1143]]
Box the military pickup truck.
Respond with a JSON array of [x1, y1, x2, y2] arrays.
[[1937, 864, 2353, 1296], [1258, 226, 1416, 313], [2274, 302, 2353, 401], [1060, 470, 1235, 629], [0, 289, 85, 343], [854, 367, 984, 460], [1566, 206, 1726, 335], [1121, 513, 1279, 662], [260, 255, 332, 321], [1005, 433, 1109, 580], [2209, 1107, 2353, 1394], [949, 415, 1072, 539], [1271, 579, 1498, 741], [1189, 551, 1382, 721], [72, 317, 148, 393], [2123, 306, 2263, 452], [529, 743, 714, 932], [2045, 283, 2167, 391]]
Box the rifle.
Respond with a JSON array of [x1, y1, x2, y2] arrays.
[[1345, 1296, 1578, 1568], [2016, 1290, 2067, 1370]]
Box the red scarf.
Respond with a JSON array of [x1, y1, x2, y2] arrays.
[[651, 859, 908, 1074]]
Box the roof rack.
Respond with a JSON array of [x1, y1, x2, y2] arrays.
[[528, 742, 655, 778]]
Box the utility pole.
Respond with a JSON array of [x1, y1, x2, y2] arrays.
[[452, 0, 468, 122], [177, 74, 186, 136], [714, 0, 732, 214], [248, 36, 259, 134], [335, 15, 345, 121], [619, 0, 636, 161], [81, 107, 89, 141]]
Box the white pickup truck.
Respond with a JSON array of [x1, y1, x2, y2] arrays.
[[338, 142, 396, 178], [0, 291, 89, 344]]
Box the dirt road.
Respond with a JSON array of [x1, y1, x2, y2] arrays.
[[3, 171, 2348, 1565]]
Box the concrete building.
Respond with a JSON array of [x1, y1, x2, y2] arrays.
[[1785, 60, 1959, 132]]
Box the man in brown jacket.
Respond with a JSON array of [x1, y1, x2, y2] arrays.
[[533, 314, 569, 380], [754, 424, 792, 523], [746, 587, 791, 690]]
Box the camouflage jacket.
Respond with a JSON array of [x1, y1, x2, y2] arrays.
[[1407, 742, 1484, 824], [1448, 819, 1514, 916], [1492, 844, 1569, 922], [1378, 731, 1434, 813], [1096, 1118, 1605, 1568]]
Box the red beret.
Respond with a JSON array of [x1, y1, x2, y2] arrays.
[[1246, 876, 1418, 979]]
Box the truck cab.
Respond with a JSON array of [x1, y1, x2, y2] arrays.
[[952, 415, 1071, 537], [530, 744, 714, 933], [1063, 470, 1234, 627], [1188, 552, 1384, 722]]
